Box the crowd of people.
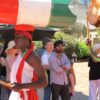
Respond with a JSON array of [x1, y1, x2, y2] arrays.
[[0, 30, 76, 100], [1, 30, 100, 100]]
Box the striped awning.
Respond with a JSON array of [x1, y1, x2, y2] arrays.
[[0, 0, 76, 30]]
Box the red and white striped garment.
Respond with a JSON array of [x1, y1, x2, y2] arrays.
[[9, 53, 38, 100]]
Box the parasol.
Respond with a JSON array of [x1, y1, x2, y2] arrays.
[[0, 0, 76, 31]]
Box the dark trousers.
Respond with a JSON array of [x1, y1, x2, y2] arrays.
[[51, 83, 70, 100]]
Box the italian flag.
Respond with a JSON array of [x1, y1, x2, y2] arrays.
[[0, 0, 76, 30]]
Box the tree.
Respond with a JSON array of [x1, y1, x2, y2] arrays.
[[62, 22, 87, 39], [54, 31, 77, 58]]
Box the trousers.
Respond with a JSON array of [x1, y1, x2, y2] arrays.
[[51, 83, 70, 100], [89, 80, 100, 100]]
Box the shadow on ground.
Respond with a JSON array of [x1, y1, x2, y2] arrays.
[[71, 92, 88, 100], [37, 89, 89, 100]]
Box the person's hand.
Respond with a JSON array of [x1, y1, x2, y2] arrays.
[[86, 39, 91, 45], [97, 53, 100, 58], [56, 67, 64, 74], [0, 57, 6, 66], [10, 83, 23, 92], [43, 65, 49, 70], [61, 66, 67, 71]]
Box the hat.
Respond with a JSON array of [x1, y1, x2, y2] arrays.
[[92, 43, 100, 52], [15, 24, 35, 31], [15, 30, 32, 40], [6, 41, 15, 51]]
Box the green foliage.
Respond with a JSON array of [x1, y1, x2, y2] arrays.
[[34, 41, 42, 50], [54, 31, 76, 45], [54, 31, 66, 39], [64, 35, 77, 58], [53, 30, 88, 59], [62, 22, 87, 39], [64, 45, 75, 59], [76, 41, 89, 58]]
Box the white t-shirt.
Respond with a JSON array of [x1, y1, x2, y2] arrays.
[[41, 51, 52, 84], [41, 51, 51, 66]]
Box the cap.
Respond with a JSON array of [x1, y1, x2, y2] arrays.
[[6, 41, 15, 51]]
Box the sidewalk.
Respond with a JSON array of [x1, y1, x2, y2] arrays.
[[71, 62, 89, 100]]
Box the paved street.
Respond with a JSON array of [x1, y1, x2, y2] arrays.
[[38, 62, 89, 100]]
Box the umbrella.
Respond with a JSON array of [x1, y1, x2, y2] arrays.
[[0, 0, 76, 31]]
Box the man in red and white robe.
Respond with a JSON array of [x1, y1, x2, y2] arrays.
[[9, 30, 47, 100]]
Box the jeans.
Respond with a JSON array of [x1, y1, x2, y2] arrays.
[[7, 89, 11, 98], [43, 85, 51, 100], [0, 75, 8, 100]]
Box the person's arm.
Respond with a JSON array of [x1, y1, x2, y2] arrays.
[[69, 65, 76, 85], [0, 57, 6, 66], [62, 54, 71, 71], [9, 52, 47, 92], [49, 56, 64, 74], [5, 57, 13, 72]]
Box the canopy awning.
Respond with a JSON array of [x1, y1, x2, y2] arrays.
[[48, 3, 77, 28], [0, 0, 76, 30]]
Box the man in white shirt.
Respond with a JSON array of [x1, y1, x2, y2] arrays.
[[41, 39, 54, 100]]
